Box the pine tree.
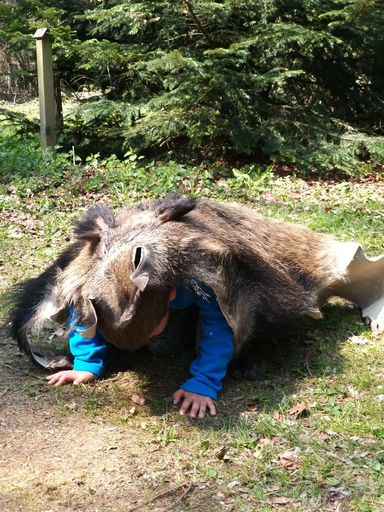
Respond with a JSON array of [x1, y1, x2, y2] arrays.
[[2, 0, 384, 170]]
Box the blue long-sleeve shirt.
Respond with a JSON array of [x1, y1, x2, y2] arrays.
[[69, 285, 234, 400], [169, 285, 234, 400], [68, 308, 107, 378]]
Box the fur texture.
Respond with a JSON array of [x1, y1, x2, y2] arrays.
[[8, 194, 352, 361]]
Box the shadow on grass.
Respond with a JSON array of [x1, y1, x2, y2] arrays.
[[97, 300, 370, 419], [0, 299, 371, 429]]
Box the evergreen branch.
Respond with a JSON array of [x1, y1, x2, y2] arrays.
[[180, 0, 213, 47], [346, 0, 374, 26]]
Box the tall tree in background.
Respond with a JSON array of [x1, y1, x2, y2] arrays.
[[2, 0, 384, 170]]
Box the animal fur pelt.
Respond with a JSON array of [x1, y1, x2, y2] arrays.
[[8, 194, 384, 369]]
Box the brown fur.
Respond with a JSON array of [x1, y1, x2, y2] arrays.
[[8, 194, 349, 360]]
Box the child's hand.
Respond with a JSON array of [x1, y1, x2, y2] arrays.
[[46, 370, 98, 386], [173, 389, 216, 419]]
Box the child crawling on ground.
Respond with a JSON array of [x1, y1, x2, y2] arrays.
[[47, 284, 234, 420]]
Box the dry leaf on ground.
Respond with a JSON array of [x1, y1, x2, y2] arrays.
[[277, 448, 303, 470], [288, 402, 310, 418], [245, 401, 257, 412], [215, 447, 228, 460], [132, 394, 146, 406], [266, 496, 295, 505]]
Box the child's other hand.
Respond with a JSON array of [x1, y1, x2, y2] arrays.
[[46, 370, 98, 386], [173, 389, 216, 419]]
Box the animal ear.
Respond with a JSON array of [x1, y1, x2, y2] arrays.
[[118, 288, 142, 329], [73, 205, 116, 243], [76, 298, 99, 338], [130, 246, 149, 291], [156, 194, 196, 223]]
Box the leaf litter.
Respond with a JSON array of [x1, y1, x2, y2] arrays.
[[2, 171, 384, 510]]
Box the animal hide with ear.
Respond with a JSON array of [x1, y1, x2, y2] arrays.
[[8, 194, 384, 369]]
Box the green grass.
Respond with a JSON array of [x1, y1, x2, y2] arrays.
[[2, 100, 384, 511]]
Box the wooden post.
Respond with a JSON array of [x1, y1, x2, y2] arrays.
[[33, 28, 56, 151]]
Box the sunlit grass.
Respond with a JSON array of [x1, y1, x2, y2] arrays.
[[2, 104, 384, 510]]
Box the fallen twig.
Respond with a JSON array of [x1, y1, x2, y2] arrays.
[[29, 443, 60, 453], [163, 482, 193, 509], [126, 482, 193, 512]]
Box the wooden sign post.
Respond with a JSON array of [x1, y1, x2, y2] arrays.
[[33, 28, 56, 151]]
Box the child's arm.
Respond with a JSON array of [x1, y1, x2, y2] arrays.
[[47, 307, 107, 387], [172, 285, 234, 418]]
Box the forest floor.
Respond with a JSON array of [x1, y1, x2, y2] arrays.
[[2, 165, 384, 512]]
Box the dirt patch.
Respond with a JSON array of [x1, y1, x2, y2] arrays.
[[0, 334, 248, 512]]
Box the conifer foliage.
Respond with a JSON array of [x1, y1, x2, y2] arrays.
[[2, 0, 384, 170]]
